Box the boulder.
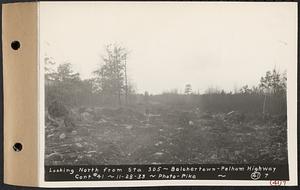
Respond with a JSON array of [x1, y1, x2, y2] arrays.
[[59, 133, 66, 139], [81, 112, 93, 122]]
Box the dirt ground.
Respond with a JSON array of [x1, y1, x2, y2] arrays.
[[45, 106, 287, 165]]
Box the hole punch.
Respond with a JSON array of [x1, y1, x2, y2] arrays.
[[11, 41, 21, 50], [13, 143, 22, 152]]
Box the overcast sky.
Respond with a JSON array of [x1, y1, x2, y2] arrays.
[[40, 2, 297, 94]]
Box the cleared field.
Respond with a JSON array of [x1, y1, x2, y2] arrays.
[[45, 106, 287, 165]]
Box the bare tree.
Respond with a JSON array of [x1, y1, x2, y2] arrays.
[[92, 44, 128, 106], [259, 69, 287, 116]]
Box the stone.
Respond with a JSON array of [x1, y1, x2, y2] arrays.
[[59, 133, 66, 139], [81, 112, 93, 122], [124, 124, 133, 129], [75, 143, 83, 148], [154, 152, 164, 156]]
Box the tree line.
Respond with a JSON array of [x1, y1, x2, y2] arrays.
[[45, 44, 287, 115], [45, 44, 135, 107]]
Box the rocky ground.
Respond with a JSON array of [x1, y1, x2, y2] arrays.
[[45, 105, 288, 165]]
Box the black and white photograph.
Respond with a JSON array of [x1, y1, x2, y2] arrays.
[[40, 2, 297, 184]]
